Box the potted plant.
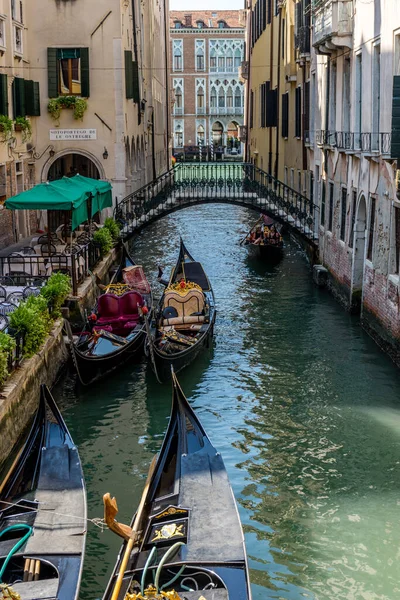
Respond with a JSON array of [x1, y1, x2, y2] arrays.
[[0, 115, 13, 141], [48, 96, 88, 124], [14, 116, 32, 142]]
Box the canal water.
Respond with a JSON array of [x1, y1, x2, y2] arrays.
[[53, 204, 400, 600]]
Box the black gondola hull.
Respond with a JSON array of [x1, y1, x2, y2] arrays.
[[246, 241, 284, 263]]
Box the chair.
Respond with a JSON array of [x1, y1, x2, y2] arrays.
[[23, 286, 40, 299], [0, 285, 6, 301], [41, 243, 57, 257], [20, 247, 37, 255], [119, 291, 144, 321], [6, 291, 24, 304], [63, 244, 81, 256], [97, 294, 121, 325], [50, 255, 70, 275], [0, 302, 17, 315], [9, 272, 31, 286], [0, 276, 14, 286], [0, 314, 9, 331]]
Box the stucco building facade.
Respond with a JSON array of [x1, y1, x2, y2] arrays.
[[170, 10, 246, 156], [0, 0, 170, 248]]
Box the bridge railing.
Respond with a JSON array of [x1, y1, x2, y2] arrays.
[[114, 162, 319, 244]]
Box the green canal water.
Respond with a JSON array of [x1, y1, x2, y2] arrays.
[[53, 204, 400, 600]]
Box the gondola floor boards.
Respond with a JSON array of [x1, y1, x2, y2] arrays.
[[102, 371, 251, 600]]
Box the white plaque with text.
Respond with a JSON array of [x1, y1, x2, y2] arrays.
[[50, 129, 97, 141]]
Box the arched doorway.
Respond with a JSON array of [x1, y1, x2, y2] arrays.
[[351, 194, 367, 301], [227, 120, 240, 154], [47, 152, 100, 181], [212, 121, 223, 147]]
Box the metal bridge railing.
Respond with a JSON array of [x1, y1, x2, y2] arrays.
[[114, 163, 319, 245]]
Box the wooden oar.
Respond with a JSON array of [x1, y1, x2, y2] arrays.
[[110, 454, 158, 600], [239, 216, 262, 245]]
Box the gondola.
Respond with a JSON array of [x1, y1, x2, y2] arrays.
[[102, 370, 252, 600], [0, 385, 86, 600], [242, 216, 284, 263], [148, 239, 216, 382], [68, 244, 152, 386]]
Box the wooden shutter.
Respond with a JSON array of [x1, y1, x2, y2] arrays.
[[12, 77, 25, 118], [266, 87, 277, 127], [250, 90, 254, 129], [391, 76, 400, 158], [33, 82, 41, 116], [0, 74, 8, 116], [282, 93, 289, 138], [25, 80, 40, 116], [80, 48, 90, 97], [304, 81, 310, 139], [132, 61, 140, 103], [47, 47, 58, 98], [267, 0, 272, 24], [295, 86, 302, 138], [125, 51, 134, 99]]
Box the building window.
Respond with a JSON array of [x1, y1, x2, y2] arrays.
[[329, 60, 337, 133], [394, 205, 400, 274], [11, 0, 16, 20], [349, 190, 357, 247], [173, 40, 183, 72], [367, 197, 376, 261], [234, 50, 242, 69], [295, 86, 301, 138], [174, 21, 181, 29], [174, 123, 183, 147], [174, 52, 182, 71], [218, 57, 225, 72], [196, 53, 204, 71], [234, 86, 242, 108], [197, 124, 205, 143], [218, 20, 226, 29], [0, 19, 6, 49], [14, 25, 22, 55], [328, 183, 334, 231], [281, 92, 289, 138], [210, 52, 217, 72], [195, 40, 205, 72], [340, 187, 347, 241], [342, 57, 350, 133], [355, 53, 362, 149], [196, 21, 204, 29], [218, 88, 225, 108], [310, 72, 315, 143], [321, 180, 326, 226], [197, 87, 204, 112], [372, 43, 381, 151], [175, 87, 182, 111], [226, 56, 233, 72], [48, 48, 89, 98], [210, 87, 217, 108]]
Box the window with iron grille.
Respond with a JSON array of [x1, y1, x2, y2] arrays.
[[328, 182, 334, 231], [321, 181, 326, 226], [340, 187, 347, 241], [367, 197, 376, 261]]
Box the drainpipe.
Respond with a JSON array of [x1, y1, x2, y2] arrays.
[[302, 60, 307, 171], [274, 7, 282, 180], [244, 1, 252, 163], [268, 7, 274, 175], [163, 0, 171, 166]]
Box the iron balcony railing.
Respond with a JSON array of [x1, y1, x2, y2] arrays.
[[315, 130, 391, 155], [114, 162, 319, 245]]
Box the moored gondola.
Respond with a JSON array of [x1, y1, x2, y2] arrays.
[[102, 370, 252, 600], [0, 385, 86, 600], [68, 244, 152, 386], [147, 239, 216, 382], [242, 215, 284, 263]]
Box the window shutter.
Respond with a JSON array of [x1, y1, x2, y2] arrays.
[[282, 93, 289, 138], [0, 74, 8, 116], [267, 0, 272, 24], [25, 80, 41, 116], [132, 61, 140, 103], [33, 82, 41, 116], [47, 47, 58, 98], [125, 51, 134, 99], [80, 47, 90, 97], [12, 77, 25, 118], [295, 87, 302, 137], [391, 76, 400, 158], [304, 81, 310, 139]]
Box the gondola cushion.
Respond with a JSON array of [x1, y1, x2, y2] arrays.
[[119, 291, 144, 318], [163, 314, 205, 326], [97, 293, 120, 323], [162, 289, 205, 326], [93, 325, 113, 332]]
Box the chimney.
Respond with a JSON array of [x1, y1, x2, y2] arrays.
[[184, 13, 192, 27]]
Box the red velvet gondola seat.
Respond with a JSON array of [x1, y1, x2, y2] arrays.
[[97, 294, 120, 325], [119, 291, 144, 323], [95, 291, 144, 334]]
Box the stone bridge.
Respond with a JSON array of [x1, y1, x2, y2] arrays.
[[115, 163, 319, 249]]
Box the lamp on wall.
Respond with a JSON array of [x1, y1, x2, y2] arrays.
[[103, 147, 109, 160], [49, 148, 55, 157]]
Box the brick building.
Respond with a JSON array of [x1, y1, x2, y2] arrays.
[[170, 10, 246, 157]]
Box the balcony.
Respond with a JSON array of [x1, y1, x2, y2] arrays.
[[239, 60, 249, 81], [174, 107, 183, 116], [196, 107, 205, 115], [315, 130, 391, 156], [313, 0, 353, 53], [210, 106, 243, 116], [295, 26, 311, 55]]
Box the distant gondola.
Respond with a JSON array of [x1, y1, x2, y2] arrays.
[[0, 385, 86, 600], [148, 239, 216, 382], [102, 370, 252, 600], [68, 244, 152, 386], [242, 216, 284, 263]]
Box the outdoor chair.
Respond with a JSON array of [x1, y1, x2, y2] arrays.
[[6, 291, 24, 304], [63, 244, 81, 255], [23, 286, 41, 299], [0, 314, 9, 331], [20, 247, 37, 255], [41, 243, 57, 257], [9, 272, 31, 286], [0, 276, 15, 286], [0, 301, 17, 315], [0, 285, 6, 301]]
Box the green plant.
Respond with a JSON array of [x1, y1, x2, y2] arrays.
[[94, 228, 113, 256], [47, 96, 88, 123], [0, 332, 15, 386], [9, 296, 52, 358], [14, 116, 32, 142], [40, 272, 72, 318], [103, 217, 121, 243], [0, 114, 13, 142]]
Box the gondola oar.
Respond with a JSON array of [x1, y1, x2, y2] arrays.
[[239, 216, 262, 245], [109, 454, 158, 600]]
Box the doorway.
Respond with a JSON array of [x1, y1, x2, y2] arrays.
[[351, 194, 367, 309], [48, 153, 100, 181]]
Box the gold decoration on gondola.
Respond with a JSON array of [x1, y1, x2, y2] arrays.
[[166, 280, 202, 296], [105, 284, 130, 296], [151, 523, 184, 542], [0, 584, 21, 599], [125, 585, 182, 599], [155, 507, 186, 520]]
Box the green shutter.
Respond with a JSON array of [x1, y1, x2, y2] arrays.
[[80, 47, 90, 97], [132, 61, 140, 103], [47, 47, 58, 98], [12, 77, 25, 118], [25, 80, 40, 116], [0, 74, 8, 116], [392, 76, 400, 158], [125, 51, 133, 99]]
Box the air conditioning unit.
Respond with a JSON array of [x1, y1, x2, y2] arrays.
[[286, 74, 297, 82]]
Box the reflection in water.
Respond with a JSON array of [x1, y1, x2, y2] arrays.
[[54, 205, 400, 600]]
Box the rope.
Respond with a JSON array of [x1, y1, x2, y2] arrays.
[[0, 499, 106, 532], [143, 314, 162, 384], [63, 318, 86, 386], [0, 525, 33, 583]]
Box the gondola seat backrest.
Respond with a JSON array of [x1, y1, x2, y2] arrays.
[[162, 288, 205, 326], [119, 291, 144, 319], [97, 294, 121, 323]]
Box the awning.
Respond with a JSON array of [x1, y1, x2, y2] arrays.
[[5, 175, 113, 230]]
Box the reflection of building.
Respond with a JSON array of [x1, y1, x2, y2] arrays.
[[170, 11, 246, 155], [0, 0, 170, 248]]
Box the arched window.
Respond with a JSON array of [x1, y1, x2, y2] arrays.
[[234, 86, 242, 109], [234, 48, 242, 69], [218, 87, 225, 108], [210, 86, 217, 108], [197, 125, 205, 143], [196, 49, 204, 71], [226, 51, 233, 73], [174, 86, 183, 113], [226, 86, 233, 108], [218, 55, 225, 72], [174, 124, 183, 147], [210, 49, 217, 72], [197, 87, 204, 112], [174, 49, 182, 71]]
